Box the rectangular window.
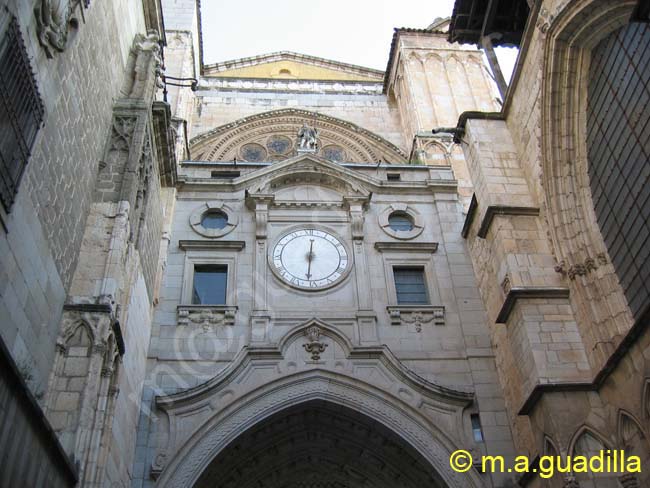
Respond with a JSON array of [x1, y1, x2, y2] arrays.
[[393, 266, 429, 304], [471, 414, 484, 442], [387, 173, 401, 181], [192, 265, 228, 305], [0, 16, 44, 212]]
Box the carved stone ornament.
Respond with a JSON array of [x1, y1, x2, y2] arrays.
[[562, 475, 580, 488], [150, 450, 167, 480], [536, 7, 555, 34], [34, 0, 84, 59], [501, 273, 512, 294], [302, 325, 328, 360], [619, 473, 640, 488], [177, 306, 237, 329], [189, 109, 408, 163], [554, 253, 607, 280], [152, 320, 479, 488], [387, 306, 445, 331], [123, 31, 163, 100], [297, 123, 319, 152]]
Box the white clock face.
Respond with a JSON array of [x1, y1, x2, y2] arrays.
[[271, 229, 350, 290]]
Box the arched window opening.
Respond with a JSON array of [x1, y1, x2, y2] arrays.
[[587, 21, 650, 321]]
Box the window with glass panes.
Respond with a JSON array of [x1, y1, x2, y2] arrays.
[[393, 267, 429, 304], [192, 265, 228, 305]]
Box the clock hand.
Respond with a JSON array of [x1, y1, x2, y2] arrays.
[[306, 239, 315, 279]]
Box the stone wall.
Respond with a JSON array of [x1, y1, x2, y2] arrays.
[[192, 89, 407, 154], [457, 3, 650, 486], [133, 158, 518, 486], [0, 0, 148, 396]]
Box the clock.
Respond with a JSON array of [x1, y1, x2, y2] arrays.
[[270, 229, 350, 290]]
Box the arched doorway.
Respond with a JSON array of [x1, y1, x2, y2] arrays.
[[150, 323, 483, 488], [193, 400, 447, 488]]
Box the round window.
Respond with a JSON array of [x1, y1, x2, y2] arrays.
[[201, 210, 228, 230], [388, 212, 414, 232]]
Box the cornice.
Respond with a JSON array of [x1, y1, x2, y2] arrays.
[[197, 78, 384, 95], [477, 205, 540, 238], [178, 240, 246, 251], [374, 242, 439, 253], [461, 193, 478, 238], [495, 287, 570, 324], [202, 51, 384, 80]]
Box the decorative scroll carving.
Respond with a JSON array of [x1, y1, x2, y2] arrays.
[[177, 306, 237, 329], [302, 325, 328, 360], [387, 306, 445, 331]]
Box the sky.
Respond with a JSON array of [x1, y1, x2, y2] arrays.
[[200, 0, 517, 81]]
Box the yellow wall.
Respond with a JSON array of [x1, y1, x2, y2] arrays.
[[211, 60, 381, 82]]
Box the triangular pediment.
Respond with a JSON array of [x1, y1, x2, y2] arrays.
[[239, 154, 373, 200], [202, 51, 384, 82]]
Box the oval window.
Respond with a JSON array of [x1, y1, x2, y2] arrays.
[[201, 210, 228, 230], [388, 212, 414, 232]]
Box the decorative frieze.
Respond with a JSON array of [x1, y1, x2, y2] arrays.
[[387, 306, 445, 331], [177, 305, 237, 329]]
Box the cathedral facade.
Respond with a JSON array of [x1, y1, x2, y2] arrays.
[[0, 0, 648, 487]]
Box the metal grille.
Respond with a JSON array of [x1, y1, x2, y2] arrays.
[[587, 21, 650, 321], [0, 16, 44, 212]]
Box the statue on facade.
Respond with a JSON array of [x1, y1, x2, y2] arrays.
[[297, 123, 319, 152]]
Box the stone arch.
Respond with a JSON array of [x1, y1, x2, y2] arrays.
[[46, 309, 124, 485], [154, 371, 482, 488], [151, 319, 481, 487], [194, 400, 448, 488], [567, 425, 612, 457], [568, 425, 622, 484], [540, 0, 639, 365], [189, 109, 408, 163], [63, 319, 94, 348], [643, 379, 650, 422], [617, 409, 650, 477], [543, 435, 560, 456], [540, 436, 564, 487]]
